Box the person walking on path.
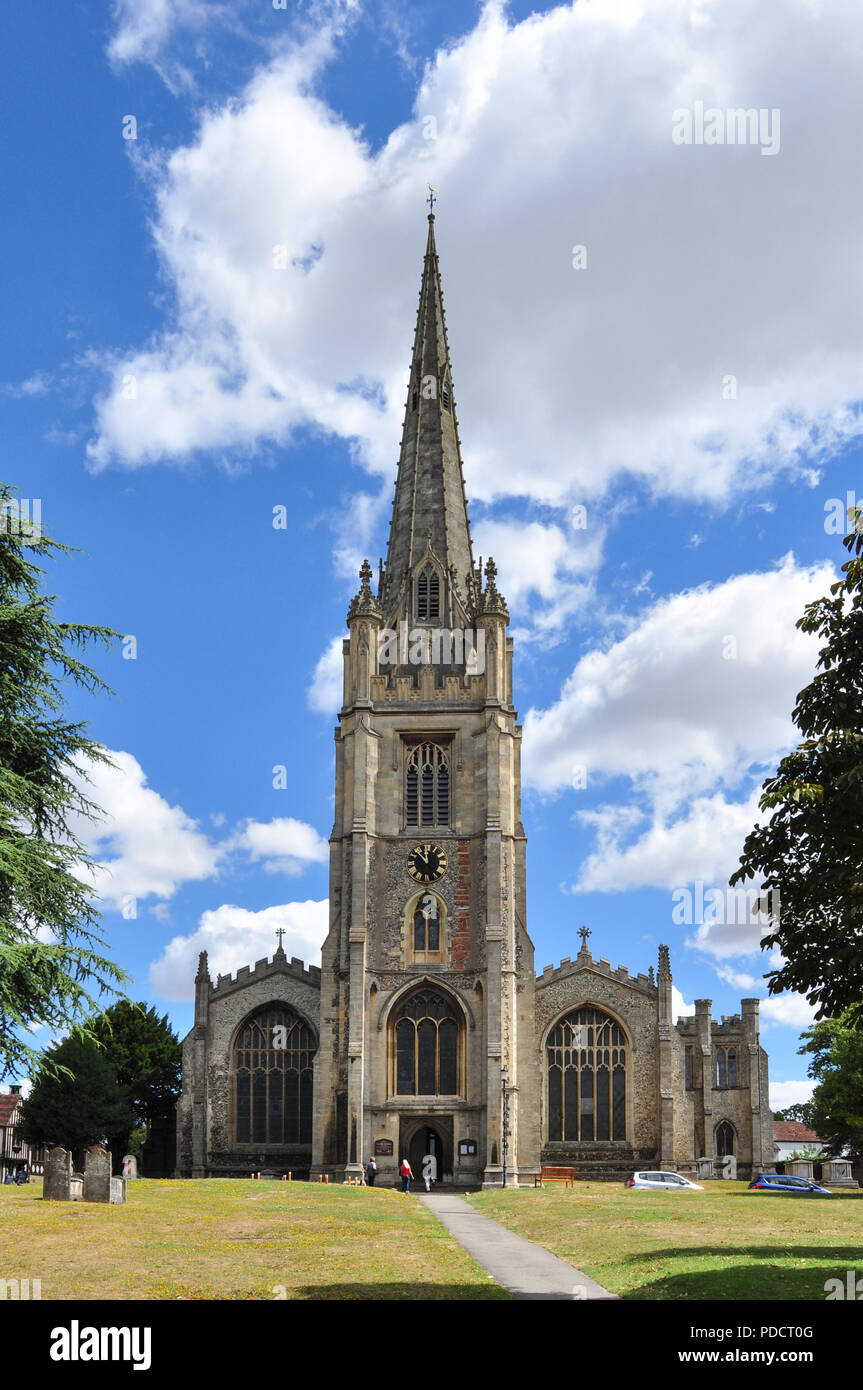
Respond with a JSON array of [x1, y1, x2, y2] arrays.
[[365, 1157, 377, 1187], [399, 1157, 414, 1193], [422, 1151, 437, 1193]]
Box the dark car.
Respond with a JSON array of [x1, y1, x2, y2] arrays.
[[748, 1173, 833, 1196]]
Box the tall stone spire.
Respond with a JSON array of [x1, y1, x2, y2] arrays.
[[380, 211, 476, 619]]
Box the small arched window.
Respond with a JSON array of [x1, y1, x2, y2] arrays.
[[716, 1121, 735, 1157], [413, 893, 441, 952], [406, 742, 450, 827], [416, 564, 440, 620], [716, 1047, 738, 1088]]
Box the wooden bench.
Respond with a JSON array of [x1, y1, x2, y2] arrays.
[[534, 1166, 575, 1188]]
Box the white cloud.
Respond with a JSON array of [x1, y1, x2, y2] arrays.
[[149, 899, 329, 1001], [525, 554, 833, 812], [671, 985, 694, 1020], [472, 516, 603, 640], [769, 1078, 815, 1110], [234, 816, 329, 874], [307, 634, 344, 713], [73, 750, 222, 908], [88, 0, 863, 516], [760, 993, 817, 1029]]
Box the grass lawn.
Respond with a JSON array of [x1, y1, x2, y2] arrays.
[[468, 1181, 863, 1300], [0, 1178, 509, 1301]]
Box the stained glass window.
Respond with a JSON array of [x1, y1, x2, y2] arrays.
[[545, 1007, 627, 1142], [234, 1007, 315, 1145], [394, 989, 461, 1096]]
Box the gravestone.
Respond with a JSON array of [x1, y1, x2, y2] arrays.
[[82, 1146, 112, 1203], [122, 1155, 138, 1179], [109, 1176, 126, 1204], [786, 1159, 814, 1180], [696, 1156, 713, 1180], [69, 1174, 84, 1201], [43, 1146, 72, 1202], [821, 1159, 858, 1188]]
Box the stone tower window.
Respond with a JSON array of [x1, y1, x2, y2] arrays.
[[442, 385, 450, 411], [414, 893, 441, 952], [233, 1006, 315, 1146], [684, 1045, 693, 1090], [416, 563, 441, 620], [405, 741, 450, 827], [546, 1006, 627, 1143], [392, 987, 461, 1096], [716, 1121, 735, 1157], [715, 1047, 738, 1088]]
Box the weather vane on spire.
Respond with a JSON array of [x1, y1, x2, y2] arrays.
[[427, 183, 438, 213]]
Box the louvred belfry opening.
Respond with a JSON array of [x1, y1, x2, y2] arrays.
[[406, 742, 449, 827]]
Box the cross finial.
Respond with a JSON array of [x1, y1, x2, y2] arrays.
[[275, 927, 286, 951], [578, 925, 592, 949], [427, 183, 438, 213]]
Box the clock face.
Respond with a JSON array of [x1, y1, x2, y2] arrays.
[[407, 843, 448, 884]]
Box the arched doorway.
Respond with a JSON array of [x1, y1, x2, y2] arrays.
[[399, 1116, 453, 1184], [409, 1125, 445, 1185]]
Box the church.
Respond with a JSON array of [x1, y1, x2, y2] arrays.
[[176, 210, 774, 1186]]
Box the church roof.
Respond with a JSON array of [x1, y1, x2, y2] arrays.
[[379, 212, 475, 613], [0, 1094, 21, 1128]]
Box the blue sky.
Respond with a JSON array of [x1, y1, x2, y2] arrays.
[[4, 0, 863, 1107]]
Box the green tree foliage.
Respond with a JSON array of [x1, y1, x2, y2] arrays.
[[16, 1032, 135, 1155], [730, 518, 863, 1018], [798, 1006, 863, 1156], [88, 1001, 181, 1162], [0, 482, 127, 1078], [772, 1102, 816, 1128]]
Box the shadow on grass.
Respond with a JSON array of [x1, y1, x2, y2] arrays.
[[620, 1250, 863, 1302], [289, 1283, 512, 1301], [623, 1267, 841, 1301]]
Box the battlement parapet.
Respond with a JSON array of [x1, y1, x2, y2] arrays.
[[211, 953, 321, 998], [535, 953, 655, 995]]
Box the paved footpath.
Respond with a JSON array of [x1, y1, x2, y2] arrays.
[[419, 1191, 619, 1301]]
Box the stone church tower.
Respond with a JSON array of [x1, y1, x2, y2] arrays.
[[311, 209, 541, 1186], [174, 212, 773, 1187]]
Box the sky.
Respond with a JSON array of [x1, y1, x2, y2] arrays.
[[3, 0, 862, 1110]]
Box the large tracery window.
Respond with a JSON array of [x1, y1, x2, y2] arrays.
[[416, 564, 440, 620], [546, 1007, 627, 1142], [234, 1006, 315, 1145], [406, 742, 450, 827], [393, 988, 460, 1096]]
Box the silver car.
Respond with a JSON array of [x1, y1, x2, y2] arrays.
[[624, 1170, 704, 1190]]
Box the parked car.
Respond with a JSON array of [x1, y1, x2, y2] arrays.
[[748, 1173, 833, 1196], [624, 1171, 704, 1190]]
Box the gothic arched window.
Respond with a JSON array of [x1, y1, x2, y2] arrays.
[[413, 893, 441, 953], [416, 564, 440, 620], [234, 1006, 315, 1146], [393, 988, 461, 1096], [716, 1047, 738, 1088], [716, 1121, 735, 1157], [406, 742, 450, 827], [546, 1007, 627, 1142]]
